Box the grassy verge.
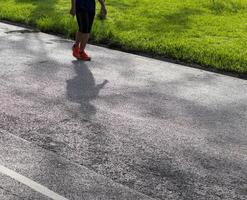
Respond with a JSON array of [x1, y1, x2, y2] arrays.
[[1, 0, 247, 74]]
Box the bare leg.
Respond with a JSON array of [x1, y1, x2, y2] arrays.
[[79, 33, 90, 52], [75, 32, 90, 52], [75, 31, 82, 47]]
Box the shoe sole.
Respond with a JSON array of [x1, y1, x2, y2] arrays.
[[76, 57, 91, 61], [73, 54, 91, 61]]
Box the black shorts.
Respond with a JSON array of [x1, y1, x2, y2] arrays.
[[76, 9, 95, 33]]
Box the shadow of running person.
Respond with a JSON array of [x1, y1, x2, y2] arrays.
[[66, 60, 108, 120]]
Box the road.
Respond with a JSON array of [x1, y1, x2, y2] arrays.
[[0, 22, 247, 200]]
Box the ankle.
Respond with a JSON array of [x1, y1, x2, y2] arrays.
[[74, 43, 79, 48]]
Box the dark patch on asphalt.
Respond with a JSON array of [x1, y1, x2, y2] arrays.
[[37, 60, 49, 64], [86, 122, 106, 135], [5, 29, 39, 34], [41, 136, 67, 152], [59, 118, 71, 123]]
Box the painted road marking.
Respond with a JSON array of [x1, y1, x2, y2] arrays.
[[0, 164, 69, 200]]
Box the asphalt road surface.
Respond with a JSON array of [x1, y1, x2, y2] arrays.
[[0, 22, 247, 200]]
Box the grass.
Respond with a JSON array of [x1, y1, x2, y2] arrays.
[[1, 0, 247, 74]]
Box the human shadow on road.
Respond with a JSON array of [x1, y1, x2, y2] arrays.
[[66, 61, 108, 120]]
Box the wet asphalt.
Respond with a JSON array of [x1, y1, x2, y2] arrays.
[[0, 22, 247, 200]]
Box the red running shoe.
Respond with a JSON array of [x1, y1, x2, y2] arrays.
[[72, 44, 80, 58], [77, 51, 91, 61]]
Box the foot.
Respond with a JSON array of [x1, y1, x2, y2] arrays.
[[77, 51, 91, 61], [72, 44, 80, 58]]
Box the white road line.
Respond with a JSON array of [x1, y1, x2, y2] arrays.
[[0, 164, 69, 200]]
